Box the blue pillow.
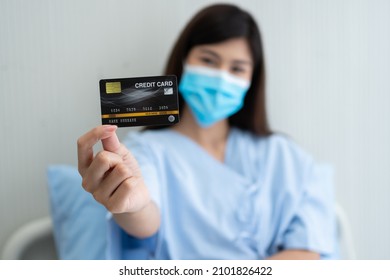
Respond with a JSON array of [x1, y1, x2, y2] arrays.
[[47, 165, 108, 259]]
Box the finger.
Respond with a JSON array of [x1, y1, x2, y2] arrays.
[[82, 150, 122, 193], [77, 125, 117, 176], [101, 129, 121, 153], [101, 132, 131, 160], [92, 163, 133, 204], [106, 177, 147, 214]]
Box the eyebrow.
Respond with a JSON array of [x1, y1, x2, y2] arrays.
[[198, 48, 253, 65], [232, 59, 253, 65], [198, 48, 220, 59]]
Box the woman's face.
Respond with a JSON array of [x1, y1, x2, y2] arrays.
[[186, 37, 254, 82]]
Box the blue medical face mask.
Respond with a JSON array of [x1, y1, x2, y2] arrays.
[[179, 64, 251, 127]]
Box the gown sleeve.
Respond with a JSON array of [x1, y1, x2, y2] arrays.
[[123, 132, 162, 209], [105, 131, 161, 259], [281, 163, 338, 259]]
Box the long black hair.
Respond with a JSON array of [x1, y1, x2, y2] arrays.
[[146, 4, 271, 136]]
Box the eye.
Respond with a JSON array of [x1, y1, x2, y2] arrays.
[[230, 66, 246, 74], [199, 56, 216, 66]]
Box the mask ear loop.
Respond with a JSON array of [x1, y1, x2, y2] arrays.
[[180, 61, 189, 74]]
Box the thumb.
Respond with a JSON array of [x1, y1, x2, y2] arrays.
[[101, 126, 121, 152]]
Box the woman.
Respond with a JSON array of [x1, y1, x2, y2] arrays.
[[77, 4, 336, 259]]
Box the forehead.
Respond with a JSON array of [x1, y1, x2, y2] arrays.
[[190, 37, 253, 62]]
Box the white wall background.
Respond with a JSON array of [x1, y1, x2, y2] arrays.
[[0, 0, 389, 259]]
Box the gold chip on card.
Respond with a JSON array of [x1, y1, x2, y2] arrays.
[[105, 82, 121, 94]]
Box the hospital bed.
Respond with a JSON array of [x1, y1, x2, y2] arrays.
[[1, 217, 57, 259], [1, 204, 356, 260]]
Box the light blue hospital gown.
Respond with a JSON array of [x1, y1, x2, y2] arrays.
[[107, 127, 337, 259]]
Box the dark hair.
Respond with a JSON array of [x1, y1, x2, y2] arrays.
[[147, 4, 272, 136]]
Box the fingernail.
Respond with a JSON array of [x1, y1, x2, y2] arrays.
[[103, 125, 117, 131]]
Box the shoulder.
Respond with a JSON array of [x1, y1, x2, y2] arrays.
[[264, 134, 314, 182], [265, 133, 313, 166], [257, 133, 333, 197], [122, 128, 190, 161], [122, 129, 171, 149], [231, 128, 314, 184], [232, 128, 313, 165]]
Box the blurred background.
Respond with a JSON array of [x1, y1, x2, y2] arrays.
[[0, 0, 389, 259]]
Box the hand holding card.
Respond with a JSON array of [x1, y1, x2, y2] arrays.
[[77, 125, 160, 237], [77, 125, 148, 214]]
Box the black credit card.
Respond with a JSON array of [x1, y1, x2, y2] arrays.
[[99, 75, 179, 127]]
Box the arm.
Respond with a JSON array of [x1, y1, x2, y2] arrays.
[[267, 250, 320, 260], [77, 125, 160, 238], [113, 200, 160, 238]]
